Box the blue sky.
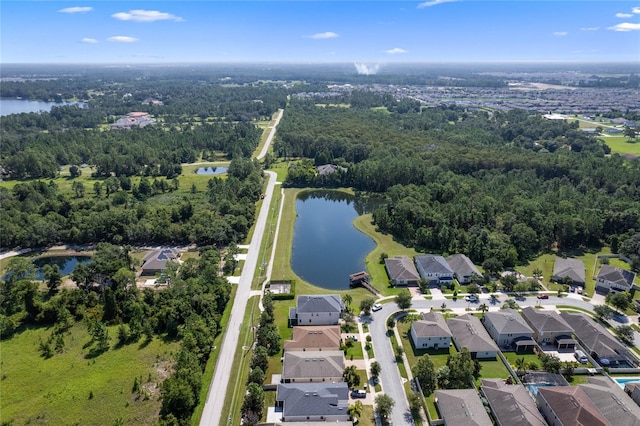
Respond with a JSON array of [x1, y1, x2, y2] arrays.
[[1, 1, 639, 63]]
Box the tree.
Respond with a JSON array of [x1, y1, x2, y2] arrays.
[[477, 303, 489, 315], [256, 323, 280, 355], [412, 355, 436, 396], [343, 365, 361, 389], [515, 357, 526, 376], [69, 164, 82, 178], [72, 180, 85, 198], [247, 367, 265, 385], [445, 347, 475, 388], [379, 252, 389, 264], [395, 289, 412, 310], [374, 394, 395, 423], [482, 257, 503, 276], [500, 274, 518, 292], [532, 267, 543, 279], [624, 125, 637, 140], [467, 283, 481, 295], [370, 361, 381, 379], [342, 293, 353, 311], [440, 302, 447, 312], [418, 278, 430, 294], [539, 353, 561, 373], [514, 281, 529, 295], [593, 304, 614, 320], [606, 291, 632, 313], [563, 361, 574, 381], [501, 299, 519, 310], [360, 298, 375, 315], [42, 264, 62, 292], [616, 325, 635, 345], [407, 390, 423, 418], [348, 400, 363, 422], [241, 382, 265, 426], [250, 346, 269, 372]]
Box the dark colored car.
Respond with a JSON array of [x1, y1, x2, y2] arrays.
[[351, 390, 366, 398], [537, 294, 549, 299]]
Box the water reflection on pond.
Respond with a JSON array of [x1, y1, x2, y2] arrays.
[[291, 190, 380, 290], [196, 166, 228, 175], [32, 256, 92, 280]]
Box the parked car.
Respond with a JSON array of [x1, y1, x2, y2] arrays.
[[464, 295, 478, 302], [537, 294, 549, 299], [372, 303, 383, 312], [351, 390, 366, 398]]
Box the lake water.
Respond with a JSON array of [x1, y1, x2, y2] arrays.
[[0, 99, 86, 116], [196, 166, 228, 175], [291, 191, 378, 290], [32, 256, 92, 280]]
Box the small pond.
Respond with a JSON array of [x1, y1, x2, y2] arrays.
[[31, 256, 91, 280], [291, 190, 379, 290], [196, 166, 228, 175]]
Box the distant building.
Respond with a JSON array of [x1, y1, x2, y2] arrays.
[[316, 164, 346, 175], [141, 248, 179, 276], [111, 112, 155, 130]]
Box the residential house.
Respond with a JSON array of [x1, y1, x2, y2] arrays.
[[560, 312, 639, 367], [281, 351, 345, 383], [595, 265, 636, 293], [414, 255, 454, 286], [537, 376, 640, 426], [446, 314, 499, 359], [275, 382, 350, 423], [435, 389, 493, 426], [482, 309, 536, 352], [410, 312, 452, 349], [552, 257, 586, 286], [625, 382, 640, 407], [481, 379, 546, 426], [385, 256, 421, 286], [446, 254, 481, 284], [289, 294, 344, 327], [284, 326, 341, 352], [316, 164, 343, 175], [521, 307, 576, 348], [141, 248, 179, 276]]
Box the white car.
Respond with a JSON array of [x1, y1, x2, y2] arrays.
[[372, 303, 383, 312], [464, 295, 478, 302]]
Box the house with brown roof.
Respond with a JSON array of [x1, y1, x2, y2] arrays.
[[481, 379, 546, 426], [536, 386, 609, 426], [385, 256, 420, 286], [435, 389, 493, 426], [284, 326, 341, 352], [410, 312, 452, 349], [281, 351, 345, 383], [521, 307, 575, 348], [446, 314, 499, 359]]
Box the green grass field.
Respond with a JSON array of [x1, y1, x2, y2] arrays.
[[602, 135, 640, 155], [1, 323, 179, 425]]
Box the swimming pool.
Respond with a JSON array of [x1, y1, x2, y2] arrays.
[[615, 378, 640, 389], [525, 383, 556, 396]]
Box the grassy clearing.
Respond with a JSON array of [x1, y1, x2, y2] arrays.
[[601, 135, 640, 155], [503, 352, 541, 370], [1, 323, 179, 425]]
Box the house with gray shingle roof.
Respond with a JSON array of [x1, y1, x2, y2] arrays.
[[481, 379, 546, 426], [580, 377, 640, 426], [553, 257, 586, 286], [482, 309, 535, 351], [410, 312, 452, 349], [560, 312, 639, 367], [446, 314, 498, 359], [141, 248, 179, 276], [275, 382, 350, 423], [596, 265, 636, 293], [281, 351, 345, 383], [625, 382, 640, 407], [446, 254, 481, 284], [435, 389, 493, 426], [289, 294, 344, 326], [385, 255, 420, 286], [415, 255, 454, 286], [521, 307, 575, 347]]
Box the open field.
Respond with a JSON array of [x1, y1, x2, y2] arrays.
[[1, 323, 179, 425], [602, 135, 640, 155]]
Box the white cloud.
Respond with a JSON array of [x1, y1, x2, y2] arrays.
[[553, 31, 568, 36], [633, 7, 640, 14], [308, 32, 339, 39], [58, 6, 92, 13], [81, 37, 98, 43], [107, 36, 139, 43], [608, 22, 640, 31], [385, 47, 407, 54], [112, 10, 184, 22], [417, 0, 458, 9], [580, 27, 600, 31], [616, 13, 633, 18]]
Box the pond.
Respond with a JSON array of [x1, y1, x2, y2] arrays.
[[196, 166, 228, 175], [0, 99, 86, 116], [291, 190, 379, 290], [32, 256, 92, 280]]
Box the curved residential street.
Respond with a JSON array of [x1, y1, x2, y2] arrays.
[[368, 292, 632, 424]]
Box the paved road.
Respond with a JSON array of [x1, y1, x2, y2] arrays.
[[368, 292, 609, 424], [256, 109, 283, 160], [199, 171, 277, 426]]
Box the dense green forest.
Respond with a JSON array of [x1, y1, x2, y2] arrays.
[[276, 98, 640, 270], [0, 243, 230, 424]]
